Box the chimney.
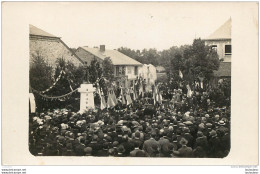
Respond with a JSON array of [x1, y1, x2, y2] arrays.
[[100, 45, 105, 52]]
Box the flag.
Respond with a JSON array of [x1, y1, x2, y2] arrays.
[[158, 91, 162, 104], [131, 87, 136, 101], [139, 80, 144, 98], [126, 89, 132, 105], [96, 84, 104, 109], [186, 84, 193, 98], [195, 81, 200, 88], [153, 85, 158, 104], [156, 88, 162, 104], [107, 92, 115, 108], [100, 90, 106, 110], [111, 89, 118, 105], [179, 70, 183, 79], [96, 83, 101, 96], [120, 88, 126, 105]]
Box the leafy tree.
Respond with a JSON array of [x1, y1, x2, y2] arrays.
[[118, 47, 161, 66], [141, 48, 160, 66], [29, 53, 53, 91], [182, 38, 219, 82], [160, 45, 189, 72], [117, 47, 142, 62], [88, 58, 103, 83], [102, 57, 114, 81], [166, 39, 220, 86]]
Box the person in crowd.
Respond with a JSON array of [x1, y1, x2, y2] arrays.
[[29, 80, 231, 158]]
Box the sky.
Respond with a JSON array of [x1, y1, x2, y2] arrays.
[[28, 2, 235, 51]]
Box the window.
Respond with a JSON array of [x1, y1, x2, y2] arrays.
[[134, 66, 138, 75], [116, 66, 119, 76], [122, 66, 126, 75], [211, 45, 217, 52], [127, 67, 132, 74], [225, 45, 232, 55]]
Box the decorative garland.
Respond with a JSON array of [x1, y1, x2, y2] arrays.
[[40, 70, 65, 94], [32, 87, 78, 101]]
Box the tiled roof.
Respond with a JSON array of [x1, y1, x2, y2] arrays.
[[214, 62, 231, 77], [80, 47, 142, 66], [205, 18, 231, 40], [29, 24, 59, 38]]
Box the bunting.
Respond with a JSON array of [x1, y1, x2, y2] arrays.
[[40, 70, 64, 94], [32, 87, 78, 101]]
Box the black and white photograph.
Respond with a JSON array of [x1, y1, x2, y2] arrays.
[[28, 3, 232, 158]]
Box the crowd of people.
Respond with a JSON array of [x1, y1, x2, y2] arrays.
[[29, 80, 231, 158]]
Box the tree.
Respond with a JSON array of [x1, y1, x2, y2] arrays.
[[88, 58, 103, 83], [160, 45, 189, 72], [102, 57, 114, 81], [118, 47, 142, 63], [166, 39, 220, 86], [141, 48, 160, 66], [182, 38, 220, 82], [29, 53, 53, 91]]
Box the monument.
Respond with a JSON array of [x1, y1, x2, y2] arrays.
[[78, 64, 96, 112], [78, 83, 96, 112]]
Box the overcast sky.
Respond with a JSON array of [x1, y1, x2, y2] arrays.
[[29, 2, 234, 51]]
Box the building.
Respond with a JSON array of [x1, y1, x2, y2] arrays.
[[204, 18, 231, 62], [204, 19, 231, 83], [139, 64, 157, 90], [75, 45, 143, 87], [30, 25, 83, 69]]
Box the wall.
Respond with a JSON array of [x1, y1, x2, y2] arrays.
[[126, 65, 140, 80], [113, 65, 142, 88], [139, 64, 157, 84], [30, 37, 82, 69], [205, 39, 231, 62]]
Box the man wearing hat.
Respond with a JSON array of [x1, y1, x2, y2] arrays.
[[220, 128, 230, 158], [208, 130, 221, 157], [195, 131, 208, 151], [143, 132, 160, 157], [158, 130, 170, 148], [173, 138, 193, 157], [84, 147, 93, 156], [130, 141, 148, 157]]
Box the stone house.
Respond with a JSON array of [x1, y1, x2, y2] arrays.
[[75, 45, 143, 87], [29, 24, 83, 70]]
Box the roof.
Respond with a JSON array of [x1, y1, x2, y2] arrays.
[[29, 24, 59, 38], [30, 24, 84, 64], [205, 18, 231, 40], [79, 47, 142, 66], [214, 62, 231, 77]]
